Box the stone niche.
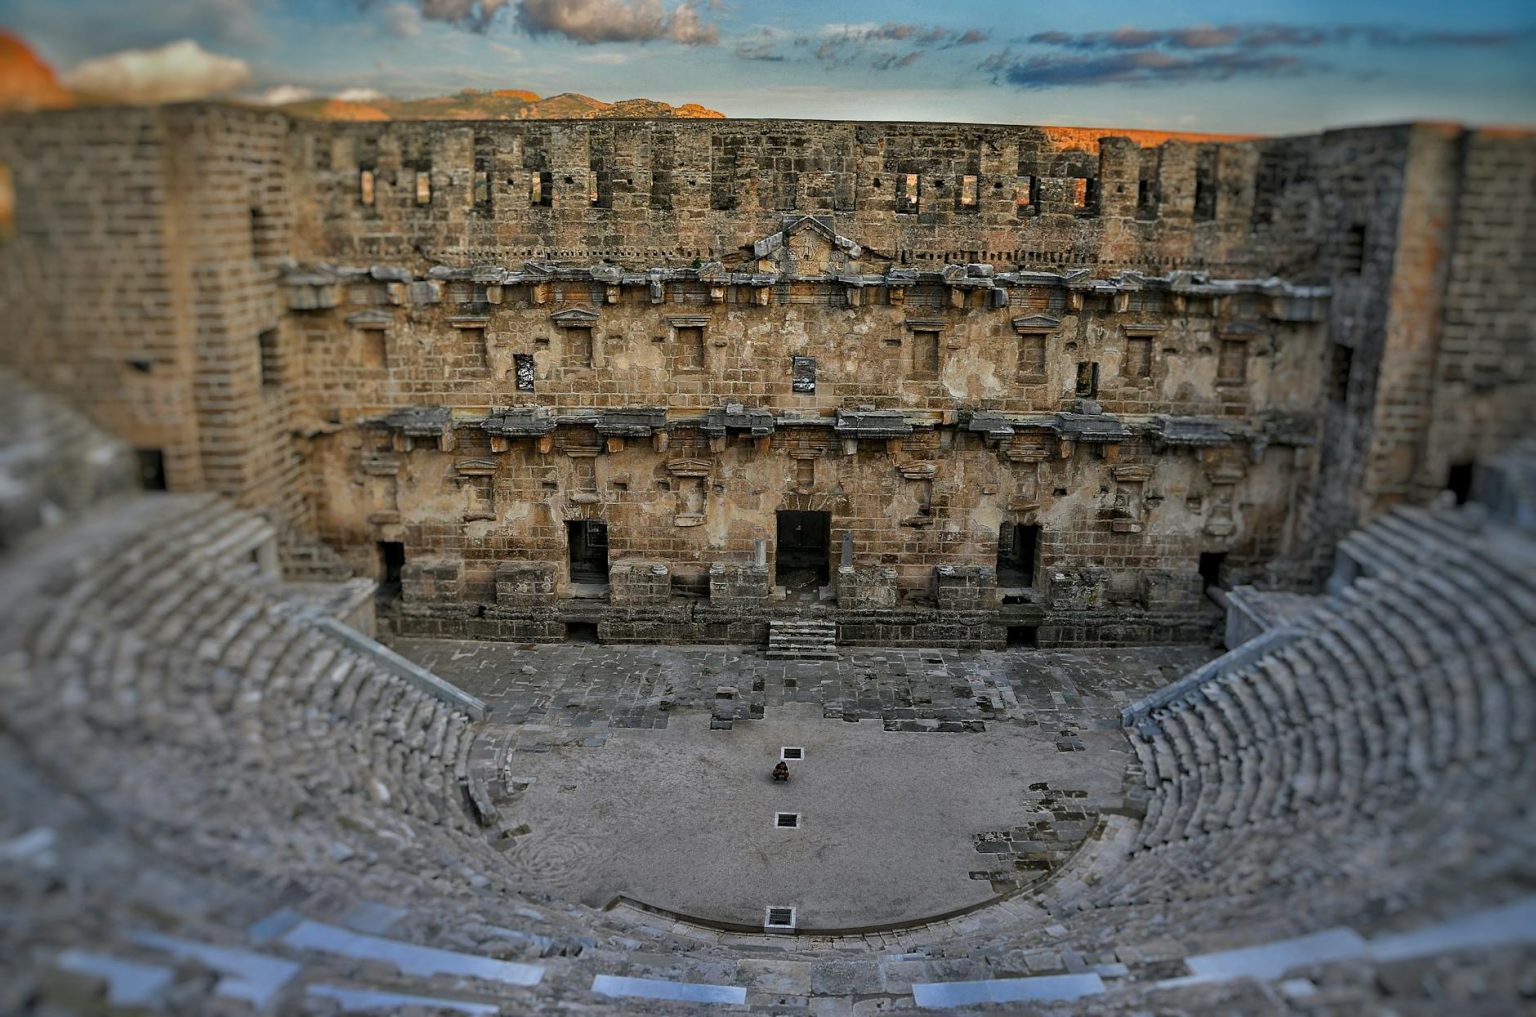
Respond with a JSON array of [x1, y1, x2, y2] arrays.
[[708, 562, 770, 605], [609, 559, 670, 606], [401, 558, 463, 604], [934, 564, 998, 612], [494, 561, 556, 608], [836, 565, 898, 610], [1044, 566, 1108, 611]]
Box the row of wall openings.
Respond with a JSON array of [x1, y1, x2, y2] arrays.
[[896, 173, 991, 215], [355, 168, 432, 206]]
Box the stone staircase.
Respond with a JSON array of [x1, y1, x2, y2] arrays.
[[765, 618, 838, 659]]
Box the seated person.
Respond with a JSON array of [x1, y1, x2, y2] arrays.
[[772, 761, 790, 782]]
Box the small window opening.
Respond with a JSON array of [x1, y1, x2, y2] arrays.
[[775, 812, 800, 829], [1075, 361, 1099, 397], [1136, 177, 1155, 218], [1015, 174, 1038, 216], [676, 325, 705, 369], [472, 170, 491, 208], [531, 170, 553, 207], [898, 172, 920, 214], [1330, 343, 1353, 402], [912, 329, 940, 378], [791, 356, 816, 394], [958, 174, 978, 210], [378, 541, 405, 592], [1198, 551, 1227, 591], [780, 747, 804, 761], [258, 328, 280, 388], [136, 449, 167, 492], [514, 353, 535, 392], [414, 170, 431, 205], [358, 168, 375, 206], [1446, 462, 1476, 505], [587, 169, 600, 206]]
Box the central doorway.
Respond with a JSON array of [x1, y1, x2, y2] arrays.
[[996, 522, 1039, 588], [566, 520, 610, 585], [776, 510, 830, 596]]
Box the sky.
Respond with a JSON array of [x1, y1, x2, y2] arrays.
[[4, 0, 1535, 133]]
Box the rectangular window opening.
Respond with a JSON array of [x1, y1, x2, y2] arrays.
[[898, 172, 920, 214], [1330, 343, 1353, 402], [358, 168, 375, 207], [1015, 174, 1038, 216], [563, 621, 600, 643], [958, 174, 978, 210], [791, 356, 816, 394], [472, 169, 491, 209], [1341, 224, 1367, 274], [775, 812, 800, 829], [513, 353, 535, 392], [780, 747, 804, 761], [1075, 361, 1099, 397], [414, 170, 432, 205], [531, 170, 552, 207]]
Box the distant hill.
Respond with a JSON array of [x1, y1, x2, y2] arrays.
[[278, 88, 725, 122], [0, 31, 73, 112]]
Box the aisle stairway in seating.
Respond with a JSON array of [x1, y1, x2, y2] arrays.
[[766, 618, 838, 659]]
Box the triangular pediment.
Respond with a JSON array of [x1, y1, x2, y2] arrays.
[[550, 306, 600, 326], [666, 457, 713, 477], [753, 215, 862, 279], [1012, 314, 1062, 333]]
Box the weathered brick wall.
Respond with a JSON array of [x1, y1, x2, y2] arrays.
[[0, 105, 308, 529], [288, 119, 1382, 281], [1414, 129, 1536, 500], [3, 106, 1530, 647]]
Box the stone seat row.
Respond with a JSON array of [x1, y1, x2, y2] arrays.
[[10, 495, 481, 836], [1136, 508, 1535, 848]]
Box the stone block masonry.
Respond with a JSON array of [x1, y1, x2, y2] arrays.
[[1, 108, 1530, 647]]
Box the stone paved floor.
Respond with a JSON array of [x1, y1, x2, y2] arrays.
[[393, 641, 1217, 930]]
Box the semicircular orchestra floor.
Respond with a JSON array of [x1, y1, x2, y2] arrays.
[[397, 640, 1214, 932]]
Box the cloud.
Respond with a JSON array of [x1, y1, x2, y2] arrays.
[[249, 83, 315, 105], [62, 39, 252, 103], [513, 0, 719, 44], [385, 2, 424, 37], [985, 48, 1307, 89], [335, 86, 388, 101], [779, 21, 987, 69], [1024, 23, 1525, 53]]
